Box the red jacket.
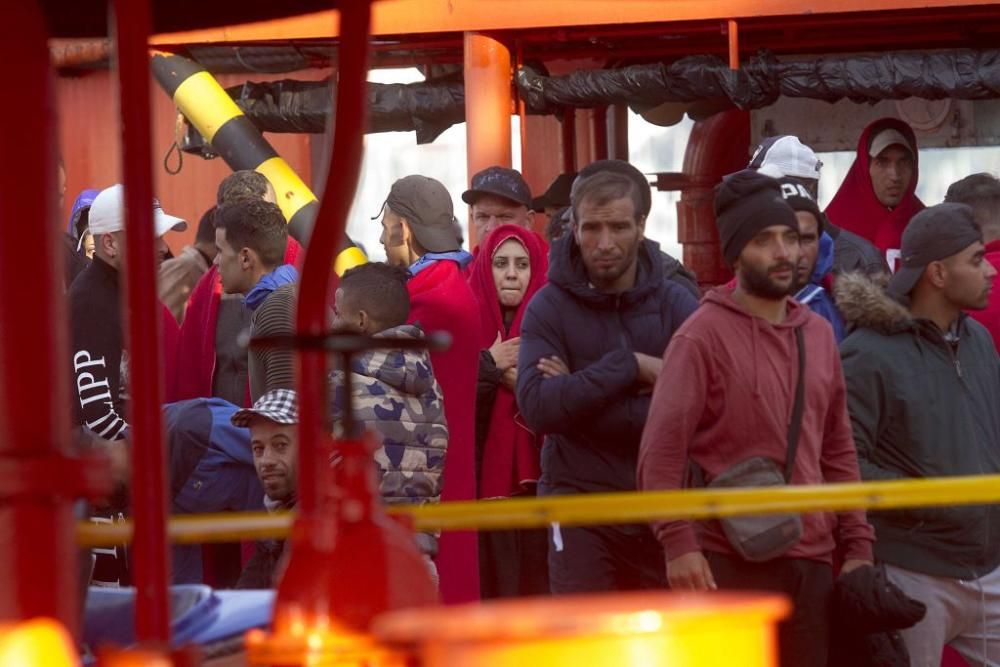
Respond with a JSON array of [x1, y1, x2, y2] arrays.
[[408, 258, 482, 603], [637, 288, 874, 564], [824, 117, 924, 268], [968, 239, 1000, 354]]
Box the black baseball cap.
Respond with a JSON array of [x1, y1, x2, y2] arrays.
[[531, 172, 576, 212], [462, 166, 532, 208], [384, 175, 460, 253], [888, 203, 983, 297]]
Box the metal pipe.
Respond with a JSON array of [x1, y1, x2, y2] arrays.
[[561, 110, 577, 173], [77, 472, 1000, 547], [149, 49, 365, 272], [463, 32, 512, 246], [592, 105, 609, 161], [608, 104, 630, 161], [111, 0, 171, 642], [0, 0, 79, 635], [295, 1, 372, 517]]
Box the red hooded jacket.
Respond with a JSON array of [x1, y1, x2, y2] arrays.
[[467, 225, 548, 499], [169, 237, 302, 403], [407, 256, 482, 603], [825, 118, 924, 269], [637, 288, 874, 564]]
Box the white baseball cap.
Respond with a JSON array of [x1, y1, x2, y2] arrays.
[[88, 184, 187, 237], [749, 135, 822, 181], [868, 128, 913, 159]]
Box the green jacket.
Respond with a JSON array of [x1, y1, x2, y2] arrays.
[[838, 273, 1000, 578]]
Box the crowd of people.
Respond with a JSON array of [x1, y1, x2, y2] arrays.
[[62, 115, 1000, 666]]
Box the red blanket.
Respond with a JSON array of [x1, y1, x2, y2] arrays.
[[824, 118, 924, 268], [408, 258, 482, 603], [467, 225, 548, 498]]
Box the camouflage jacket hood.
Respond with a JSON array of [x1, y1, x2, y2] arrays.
[[330, 324, 448, 553]]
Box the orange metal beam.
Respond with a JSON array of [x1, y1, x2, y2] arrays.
[[463, 31, 512, 247], [150, 0, 1000, 45]]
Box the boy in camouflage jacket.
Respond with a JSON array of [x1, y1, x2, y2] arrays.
[[330, 263, 448, 558]]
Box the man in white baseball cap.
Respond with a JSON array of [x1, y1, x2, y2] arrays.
[[749, 135, 888, 277], [67, 184, 187, 441], [87, 183, 187, 270]]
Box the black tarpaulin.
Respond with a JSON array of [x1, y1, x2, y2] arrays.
[[227, 75, 466, 144], [515, 50, 1000, 113]]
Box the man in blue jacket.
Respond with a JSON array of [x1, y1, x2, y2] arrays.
[[776, 177, 846, 341], [516, 168, 699, 594]]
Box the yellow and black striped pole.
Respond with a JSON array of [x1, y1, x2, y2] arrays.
[[150, 51, 366, 275]]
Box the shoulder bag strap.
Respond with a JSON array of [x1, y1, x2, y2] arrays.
[[784, 326, 806, 482]]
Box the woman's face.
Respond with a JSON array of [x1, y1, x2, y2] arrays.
[[82, 232, 95, 259], [492, 238, 531, 308]]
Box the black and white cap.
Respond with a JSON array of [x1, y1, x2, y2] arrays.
[[231, 389, 299, 427]]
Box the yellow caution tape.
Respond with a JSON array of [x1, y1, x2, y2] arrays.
[[76, 473, 1000, 548]]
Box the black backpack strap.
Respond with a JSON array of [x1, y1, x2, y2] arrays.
[[784, 327, 807, 482]]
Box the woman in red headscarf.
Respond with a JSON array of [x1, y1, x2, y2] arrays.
[[468, 223, 550, 599]]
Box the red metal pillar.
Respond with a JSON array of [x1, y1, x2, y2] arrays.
[[677, 110, 750, 287], [464, 32, 511, 246], [608, 104, 630, 161], [561, 111, 577, 173], [112, 0, 171, 642], [295, 3, 372, 521], [592, 106, 609, 161], [0, 0, 79, 634]]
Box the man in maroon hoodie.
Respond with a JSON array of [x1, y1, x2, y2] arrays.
[[637, 170, 874, 667]]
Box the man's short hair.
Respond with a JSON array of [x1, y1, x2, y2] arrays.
[[195, 206, 217, 245], [945, 173, 1000, 229], [214, 199, 288, 268], [217, 170, 271, 205], [339, 262, 411, 330], [570, 171, 643, 224]]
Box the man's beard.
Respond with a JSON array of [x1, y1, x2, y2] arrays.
[[741, 260, 797, 300]]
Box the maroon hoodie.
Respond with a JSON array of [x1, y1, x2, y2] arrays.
[[637, 288, 874, 564]]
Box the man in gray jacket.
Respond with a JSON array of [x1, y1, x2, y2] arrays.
[[839, 203, 1000, 666]]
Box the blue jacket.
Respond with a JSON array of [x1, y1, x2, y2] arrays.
[[516, 235, 699, 493], [796, 232, 846, 342], [165, 398, 264, 515]]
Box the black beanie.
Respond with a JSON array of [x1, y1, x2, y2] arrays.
[[776, 177, 824, 230], [714, 170, 799, 265]]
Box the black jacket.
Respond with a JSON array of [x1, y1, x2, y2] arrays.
[[828, 564, 926, 667], [660, 251, 701, 298], [516, 235, 699, 493], [829, 224, 889, 276], [68, 256, 129, 440], [838, 273, 1000, 578]]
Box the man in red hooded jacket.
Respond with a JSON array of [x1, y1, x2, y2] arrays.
[[825, 118, 924, 272], [377, 174, 481, 604], [638, 170, 874, 667]]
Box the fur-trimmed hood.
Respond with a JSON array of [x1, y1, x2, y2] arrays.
[[834, 271, 912, 335]]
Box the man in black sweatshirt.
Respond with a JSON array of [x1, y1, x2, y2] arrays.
[[68, 184, 186, 440], [839, 203, 1000, 666]]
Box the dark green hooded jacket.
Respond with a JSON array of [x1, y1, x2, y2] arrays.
[[837, 273, 1000, 579]]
